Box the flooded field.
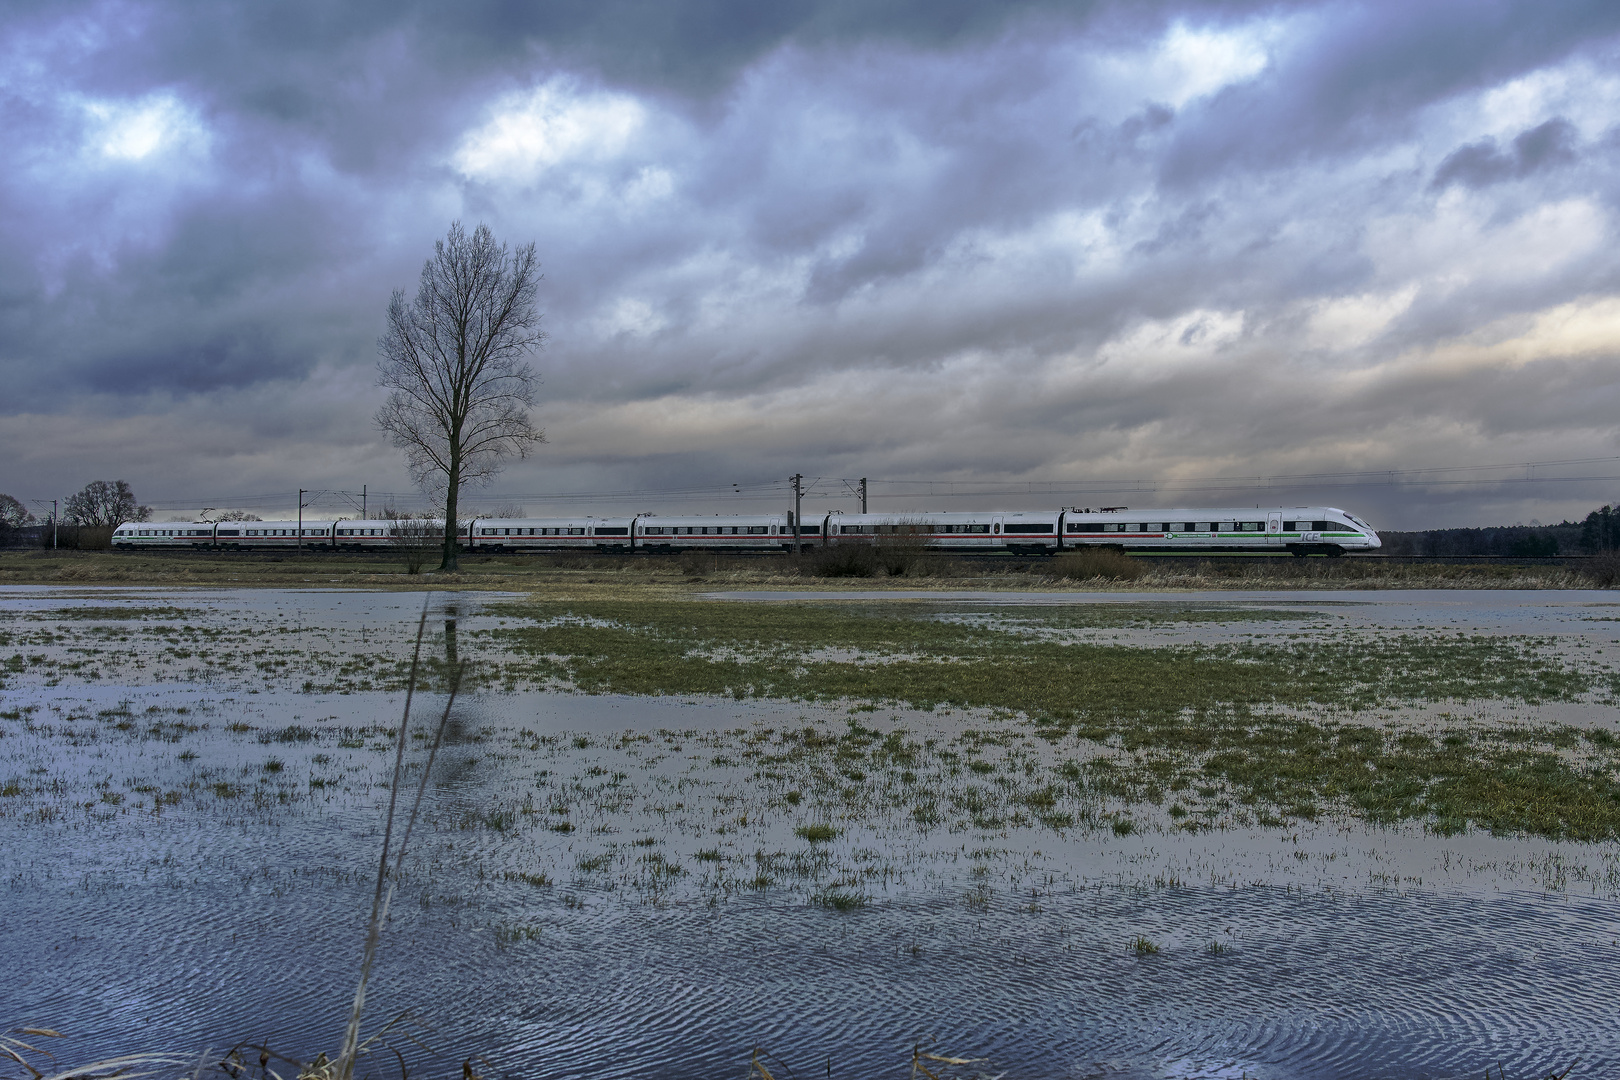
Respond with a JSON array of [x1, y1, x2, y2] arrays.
[[3, 586, 1620, 1079]]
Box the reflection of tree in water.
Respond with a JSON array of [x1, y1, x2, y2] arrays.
[[443, 602, 458, 665], [434, 601, 476, 775]]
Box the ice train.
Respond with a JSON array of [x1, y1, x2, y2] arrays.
[[113, 506, 1381, 556]]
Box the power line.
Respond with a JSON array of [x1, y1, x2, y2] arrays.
[[129, 455, 1620, 514], [863, 456, 1620, 498]]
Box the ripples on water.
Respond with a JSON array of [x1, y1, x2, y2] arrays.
[[6, 863, 1616, 1079], [3, 695, 1614, 1080]]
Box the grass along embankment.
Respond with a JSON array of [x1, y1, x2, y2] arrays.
[[0, 545, 1607, 590]]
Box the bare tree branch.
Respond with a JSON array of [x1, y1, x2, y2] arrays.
[[63, 480, 151, 528], [375, 222, 546, 571]]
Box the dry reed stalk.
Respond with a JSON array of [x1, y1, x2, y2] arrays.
[[335, 598, 465, 1080], [907, 1042, 984, 1080], [742, 1046, 782, 1080], [4, 1025, 204, 1080]]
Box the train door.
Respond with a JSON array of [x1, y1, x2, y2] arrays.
[[1267, 512, 1282, 545]]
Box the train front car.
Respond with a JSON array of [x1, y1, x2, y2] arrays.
[[635, 515, 792, 552], [1280, 508, 1381, 556], [1059, 507, 1381, 555]]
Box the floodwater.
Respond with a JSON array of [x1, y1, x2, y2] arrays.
[[3, 587, 1619, 1079]]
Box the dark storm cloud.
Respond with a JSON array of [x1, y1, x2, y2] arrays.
[[1159, 0, 1620, 182], [3, 0, 1620, 528], [1432, 117, 1580, 189]]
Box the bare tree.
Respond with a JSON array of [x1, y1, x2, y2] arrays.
[[64, 480, 151, 527], [216, 510, 262, 521], [375, 221, 546, 571], [0, 494, 33, 529], [386, 512, 440, 575]]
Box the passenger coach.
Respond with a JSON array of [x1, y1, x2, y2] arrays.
[[114, 505, 1379, 556]]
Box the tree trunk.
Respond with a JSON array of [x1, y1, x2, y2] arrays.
[[442, 450, 461, 572]]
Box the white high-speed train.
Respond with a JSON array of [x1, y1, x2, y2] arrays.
[[113, 506, 1381, 556]]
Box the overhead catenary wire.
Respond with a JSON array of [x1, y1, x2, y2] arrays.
[[128, 455, 1620, 515]]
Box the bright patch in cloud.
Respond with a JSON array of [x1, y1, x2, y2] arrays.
[[1307, 287, 1419, 350], [85, 92, 204, 161], [596, 296, 668, 338], [1414, 296, 1620, 375], [454, 79, 647, 180], [1094, 19, 1276, 110], [1372, 196, 1606, 292], [1096, 308, 1247, 372], [1154, 22, 1272, 106]]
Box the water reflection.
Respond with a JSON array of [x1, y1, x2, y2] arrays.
[[444, 601, 459, 666]]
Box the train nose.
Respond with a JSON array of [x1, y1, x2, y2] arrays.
[[1366, 531, 1382, 549]]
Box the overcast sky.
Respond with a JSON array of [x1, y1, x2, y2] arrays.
[[3, 0, 1619, 528]]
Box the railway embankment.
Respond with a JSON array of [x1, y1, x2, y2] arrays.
[[0, 546, 1612, 590]]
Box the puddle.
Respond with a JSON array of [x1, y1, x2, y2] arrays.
[[2, 586, 1618, 1079]]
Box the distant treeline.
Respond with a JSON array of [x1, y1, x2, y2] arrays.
[[0, 523, 114, 550], [1381, 504, 1620, 557]]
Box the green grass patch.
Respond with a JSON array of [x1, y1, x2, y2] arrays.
[[488, 598, 1620, 840]]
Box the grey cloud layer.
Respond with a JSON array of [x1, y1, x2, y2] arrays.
[[2, 0, 1619, 528]]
